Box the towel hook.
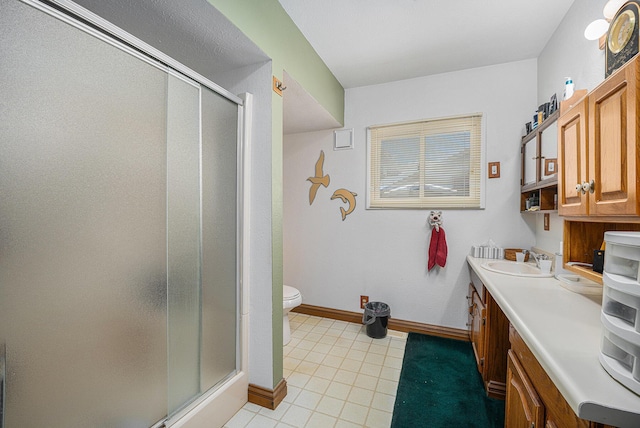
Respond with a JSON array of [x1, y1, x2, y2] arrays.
[[427, 210, 443, 232]]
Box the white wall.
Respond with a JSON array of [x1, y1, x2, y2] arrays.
[[218, 62, 275, 388], [284, 59, 537, 330], [538, 0, 605, 103], [533, 0, 605, 255]]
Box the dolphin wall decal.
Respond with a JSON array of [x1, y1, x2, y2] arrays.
[[331, 188, 357, 221], [306, 150, 330, 205]]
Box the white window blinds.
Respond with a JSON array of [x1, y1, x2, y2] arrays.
[[368, 114, 482, 209]]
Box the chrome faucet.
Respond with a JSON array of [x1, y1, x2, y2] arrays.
[[527, 251, 549, 268]]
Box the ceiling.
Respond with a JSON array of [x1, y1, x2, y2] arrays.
[[72, 0, 268, 84], [279, 0, 576, 89], [69, 0, 579, 135]]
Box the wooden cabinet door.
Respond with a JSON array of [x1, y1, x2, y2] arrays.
[[558, 98, 588, 216], [588, 58, 638, 216], [484, 291, 510, 399], [506, 350, 545, 428], [467, 283, 474, 339], [470, 289, 486, 375]]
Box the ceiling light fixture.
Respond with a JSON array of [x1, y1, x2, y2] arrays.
[[584, 0, 628, 49], [604, 0, 627, 19], [584, 18, 610, 40]]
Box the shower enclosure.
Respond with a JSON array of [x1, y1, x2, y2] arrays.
[[0, 0, 246, 426]]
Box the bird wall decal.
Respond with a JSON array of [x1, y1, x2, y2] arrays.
[[307, 150, 330, 205]]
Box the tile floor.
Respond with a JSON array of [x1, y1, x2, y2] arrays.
[[224, 312, 407, 428]]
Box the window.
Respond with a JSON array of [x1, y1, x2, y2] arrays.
[[367, 113, 483, 209]]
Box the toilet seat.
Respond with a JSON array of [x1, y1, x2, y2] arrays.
[[283, 285, 301, 301], [282, 285, 302, 346]]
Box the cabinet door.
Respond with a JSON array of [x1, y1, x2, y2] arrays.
[[506, 350, 545, 428], [484, 291, 510, 399], [522, 135, 538, 187], [470, 290, 486, 374], [467, 282, 475, 339], [540, 121, 558, 182], [558, 98, 588, 216], [588, 59, 639, 216]]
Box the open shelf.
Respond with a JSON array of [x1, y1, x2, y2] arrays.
[[520, 109, 558, 215], [520, 184, 557, 212], [563, 221, 640, 285]]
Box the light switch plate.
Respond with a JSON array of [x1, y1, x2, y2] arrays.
[[488, 162, 500, 178]]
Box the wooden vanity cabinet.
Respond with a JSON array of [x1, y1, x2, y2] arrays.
[[506, 350, 544, 428], [506, 325, 615, 428], [467, 282, 510, 399], [468, 283, 486, 374]]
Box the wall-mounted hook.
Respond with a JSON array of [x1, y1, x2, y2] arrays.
[[273, 76, 286, 96]]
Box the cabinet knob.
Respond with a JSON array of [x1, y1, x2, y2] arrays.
[[576, 181, 595, 195], [583, 179, 595, 194]]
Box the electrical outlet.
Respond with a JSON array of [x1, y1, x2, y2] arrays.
[[544, 213, 550, 231], [360, 295, 369, 309]]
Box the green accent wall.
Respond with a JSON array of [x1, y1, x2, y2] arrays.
[[271, 91, 284, 388], [207, 0, 344, 389], [206, 0, 344, 124]]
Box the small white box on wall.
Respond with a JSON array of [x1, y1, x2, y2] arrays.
[[334, 129, 353, 150]]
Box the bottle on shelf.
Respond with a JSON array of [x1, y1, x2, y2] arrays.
[[563, 77, 574, 100]]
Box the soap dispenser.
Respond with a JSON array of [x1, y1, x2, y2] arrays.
[[563, 77, 574, 100]]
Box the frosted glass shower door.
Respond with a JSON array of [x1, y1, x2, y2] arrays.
[[0, 1, 168, 426], [166, 79, 241, 421], [200, 87, 240, 392], [166, 74, 202, 416], [1, 1, 243, 426], [165, 70, 240, 421]]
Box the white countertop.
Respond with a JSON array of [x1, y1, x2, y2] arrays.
[[467, 255, 640, 428]]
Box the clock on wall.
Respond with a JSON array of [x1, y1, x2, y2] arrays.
[[606, 1, 640, 77]]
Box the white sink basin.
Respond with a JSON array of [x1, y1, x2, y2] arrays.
[[481, 260, 553, 278]]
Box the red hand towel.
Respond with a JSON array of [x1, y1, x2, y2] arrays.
[[428, 227, 448, 271]]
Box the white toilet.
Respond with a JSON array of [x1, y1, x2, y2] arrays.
[[283, 285, 302, 345]]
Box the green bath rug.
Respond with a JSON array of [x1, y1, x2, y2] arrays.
[[391, 332, 504, 428]]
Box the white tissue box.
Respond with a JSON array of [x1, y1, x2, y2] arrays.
[[471, 245, 503, 259]]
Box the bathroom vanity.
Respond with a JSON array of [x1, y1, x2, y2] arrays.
[[467, 255, 640, 428], [467, 268, 510, 399]]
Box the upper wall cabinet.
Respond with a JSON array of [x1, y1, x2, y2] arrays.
[[558, 97, 588, 216], [589, 57, 638, 216], [558, 56, 640, 218], [520, 110, 559, 212]]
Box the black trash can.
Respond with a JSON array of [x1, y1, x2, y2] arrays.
[[362, 301, 390, 339]]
